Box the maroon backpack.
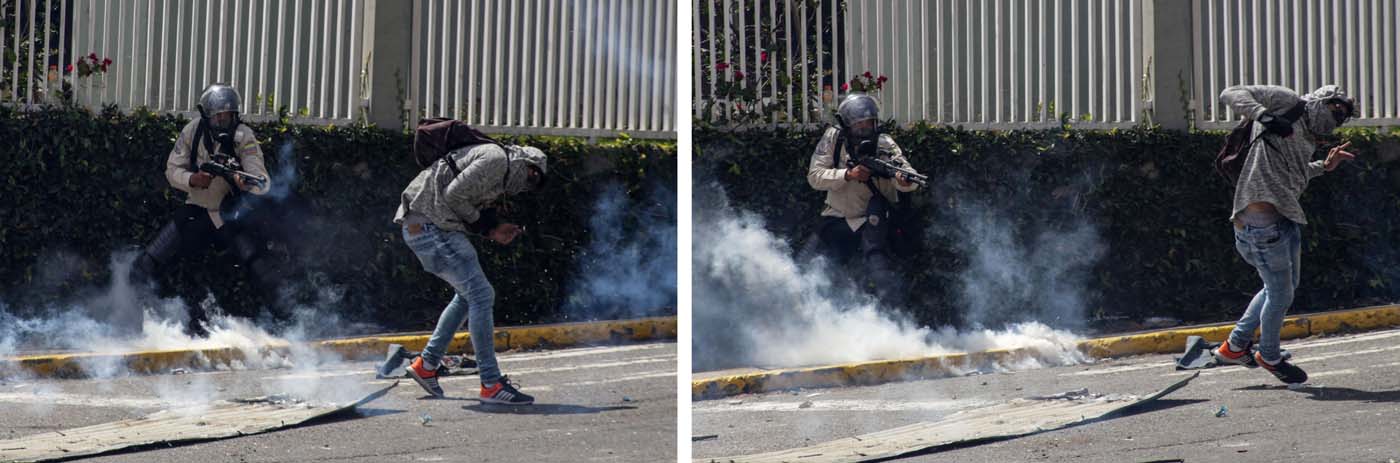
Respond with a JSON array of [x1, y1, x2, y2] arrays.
[[1214, 101, 1306, 185], [413, 118, 502, 174]]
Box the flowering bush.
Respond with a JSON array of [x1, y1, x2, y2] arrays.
[[841, 71, 887, 94], [68, 52, 113, 79]]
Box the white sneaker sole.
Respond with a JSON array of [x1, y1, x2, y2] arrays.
[[406, 370, 445, 398], [479, 396, 534, 405]]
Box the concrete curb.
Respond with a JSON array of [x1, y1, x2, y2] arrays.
[[1, 316, 677, 379], [692, 305, 1400, 400]]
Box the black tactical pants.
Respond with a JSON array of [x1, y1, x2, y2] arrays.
[[131, 204, 279, 335]]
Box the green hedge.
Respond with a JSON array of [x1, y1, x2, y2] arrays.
[[695, 124, 1400, 329], [0, 105, 676, 331]]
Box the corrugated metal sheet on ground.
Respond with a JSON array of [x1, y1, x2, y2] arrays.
[[0, 381, 397, 463], [701, 372, 1197, 463]]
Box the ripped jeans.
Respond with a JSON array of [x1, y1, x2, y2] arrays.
[[402, 222, 501, 385], [1227, 219, 1302, 362]]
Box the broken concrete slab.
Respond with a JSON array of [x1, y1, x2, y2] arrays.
[[0, 381, 397, 463], [699, 372, 1198, 463]]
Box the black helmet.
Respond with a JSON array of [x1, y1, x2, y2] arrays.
[[836, 93, 880, 139]]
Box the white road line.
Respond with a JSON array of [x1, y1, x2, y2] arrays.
[[1061, 362, 1176, 377], [1309, 369, 1360, 379], [527, 370, 678, 392], [505, 355, 677, 376], [0, 391, 182, 409], [693, 398, 991, 414], [498, 343, 673, 363]]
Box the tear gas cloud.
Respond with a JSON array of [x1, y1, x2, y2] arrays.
[[564, 182, 678, 320], [692, 181, 1094, 372]]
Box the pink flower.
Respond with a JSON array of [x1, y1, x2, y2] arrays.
[[841, 82, 850, 92], [863, 71, 873, 78], [64, 64, 73, 73], [877, 75, 888, 83], [734, 71, 745, 79], [716, 62, 729, 71], [88, 52, 97, 61], [102, 58, 112, 66], [760, 51, 768, 62]]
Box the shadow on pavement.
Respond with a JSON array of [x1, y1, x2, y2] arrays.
[[865, 399, 1209, 463], [461, 403, 639, 415], [1239, 384, 1400, 403]]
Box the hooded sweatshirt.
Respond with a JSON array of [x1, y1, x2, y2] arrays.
[[394, 143, 548, 233], [1219, 85, 1347, 225]]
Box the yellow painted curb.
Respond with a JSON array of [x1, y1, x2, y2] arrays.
[[1, 316, 676, 380], [692, 304, 1400, 400]]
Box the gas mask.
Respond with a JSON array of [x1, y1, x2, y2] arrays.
[[836, 93, 881, 151], [198, 84, 242, 142]]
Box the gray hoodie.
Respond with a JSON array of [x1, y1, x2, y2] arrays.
[[1219, 85, 1348, 225], [394, 144, 548, 233]]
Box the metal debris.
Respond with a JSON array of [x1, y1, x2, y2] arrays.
[[622, 396, 633, 402], [0, 382, 398, 462], [693, 434, 720, 442], [708, 372, 1199, 463], [170, 368, 189, 375]]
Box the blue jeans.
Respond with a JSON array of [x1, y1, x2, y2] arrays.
[[1228, 219, 1302, 362], [402, 223, 501, 385]]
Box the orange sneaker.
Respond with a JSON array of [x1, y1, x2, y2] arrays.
[[1213, 341, 1258, 368], [480, 376, 533, 405], [406, 357, 444, 398]]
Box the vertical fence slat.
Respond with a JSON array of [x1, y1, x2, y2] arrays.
[[409, 0, 419, 124], [244, 0, 256, 111], [578, 0, 591, 128], [630, 0, 642, 129], [569, 0, 582, 127], [26, 0, 36, 104], [498, 0, 509, 125], [468, 0, 481, 124], [45, 0, 54, 105], [543, 0, 557, 126], [663, 0, 675, 131], [9, 0, 17, 103], [319, 0, 330, 118], [993, 0, 1000, 123], [333, 0, 343, 118], [59, 0, 68, 106]]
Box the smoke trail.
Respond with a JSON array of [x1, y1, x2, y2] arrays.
[[564, 182, 678, 320], [950, 201, 1106, 330], [692, 182, 1087, 371]]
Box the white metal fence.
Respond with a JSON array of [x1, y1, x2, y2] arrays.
[[0, 0, 367, 123], [696, 0, 1400, 130], [695, 0, 1145, 129], [410, 0, 678, 138], [1, 0, 678, 138], [1192, 0, 1399, 129]]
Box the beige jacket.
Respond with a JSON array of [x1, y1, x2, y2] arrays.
[[807, 127, 920, 231], [164, 119, 271, 228]]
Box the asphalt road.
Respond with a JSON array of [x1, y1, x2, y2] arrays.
[[0, 341, 677, 462], [693, 328, 1400, 462]]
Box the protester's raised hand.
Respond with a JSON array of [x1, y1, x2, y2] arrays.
[[1325, 141, 1356, 172]]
